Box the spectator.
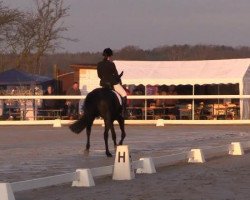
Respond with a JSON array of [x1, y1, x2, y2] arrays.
[[164, 85, 178, 106], [164, 85, 179, 119], [156, 90, 168, 107], [66, 82, 81, 119], [43, 85, 58, 117], [147, 85, 158, 106], [130, 88, 145, 107]]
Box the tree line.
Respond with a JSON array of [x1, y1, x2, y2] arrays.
[[1, 1, 250, 76], [31, 45, 250, 75], [2, 44, 250, 76]]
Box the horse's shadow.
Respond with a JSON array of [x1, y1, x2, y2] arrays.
[[69, 87, 126, 157]]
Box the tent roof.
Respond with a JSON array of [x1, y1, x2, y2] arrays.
[[0, 69, 53, 85], [114, 58, 250, 85]]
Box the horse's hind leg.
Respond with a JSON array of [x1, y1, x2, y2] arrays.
[[117, 116, 126, 145], [84, 119, 94, 156], [104, 119, 112, 157]]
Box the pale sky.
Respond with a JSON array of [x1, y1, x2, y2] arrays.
[[3, 0, 250, 53]]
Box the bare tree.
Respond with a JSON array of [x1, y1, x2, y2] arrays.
[[32, 0, 70, 74], [0, 1, 21, 72], [4, 0, 70, 74], [0, 1, 21, 51], [0, 1, 19, 28], [4, 12, 36, 71]]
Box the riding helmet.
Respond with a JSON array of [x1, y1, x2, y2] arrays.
[[102, 48, 113, 57]]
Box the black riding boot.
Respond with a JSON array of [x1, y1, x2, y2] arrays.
[[122, 96, 127, 118]]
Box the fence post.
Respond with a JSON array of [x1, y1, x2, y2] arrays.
[[113, 145, 135, 180], [136, 157, 156, 174], [156, 119, 164, 127], [72, 169, 95, 187], [188, 149, 205, 163], [0, 183, 15, 200], [53, 119, 62, 128], [229, 142, 244, 155]]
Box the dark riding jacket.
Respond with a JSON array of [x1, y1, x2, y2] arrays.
[[97, 59, 120, 89]]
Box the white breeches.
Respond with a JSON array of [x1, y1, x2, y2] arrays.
[[114, 84, 127, 97]]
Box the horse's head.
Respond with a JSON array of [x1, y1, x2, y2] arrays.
[[116, 71, 123, 84], [119, 71, 123, 78]]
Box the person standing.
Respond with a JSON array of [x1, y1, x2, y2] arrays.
[[97, 48, 127, 117], [43, 85, 58, 117], [66, 82, 81, 119]]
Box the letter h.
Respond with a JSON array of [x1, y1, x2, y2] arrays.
[[118, 151, 126, 163]]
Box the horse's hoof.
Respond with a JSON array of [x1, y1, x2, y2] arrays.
[[84, 150, 89, 156], [106, 152, 112, 157]]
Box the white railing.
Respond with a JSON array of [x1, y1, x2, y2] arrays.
[[0, 94, 248, 100], [0, 94, 248, 124], [11, 172, 78, 192]]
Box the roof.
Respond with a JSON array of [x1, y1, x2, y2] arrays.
[[0, 69, 53, 85], [70, 64, 97, 69], [114, 58, 250, 85]]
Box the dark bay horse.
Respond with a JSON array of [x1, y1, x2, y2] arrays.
[[69, 87, 126, 157]]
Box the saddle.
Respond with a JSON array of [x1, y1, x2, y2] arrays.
[[100, 84, 122, 106]]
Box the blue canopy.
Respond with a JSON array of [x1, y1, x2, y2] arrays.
[[0, 69, 53, 85]]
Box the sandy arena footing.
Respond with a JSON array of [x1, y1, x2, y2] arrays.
[[1, 125, 250, 200]]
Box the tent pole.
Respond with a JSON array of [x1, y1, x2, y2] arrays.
[[217, 84, 220, 105], [192, 85, 194, 120], [239, 82, 243, 120], [145, 85, 147, 120]]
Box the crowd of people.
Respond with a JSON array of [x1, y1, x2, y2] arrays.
[[41, 82, 182, 120], [42, 82, 81, 120], [127, 84, 181, 119], [41, 81, 238, 120]]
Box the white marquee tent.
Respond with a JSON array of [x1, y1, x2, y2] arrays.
[[114, 58, 250, 119]]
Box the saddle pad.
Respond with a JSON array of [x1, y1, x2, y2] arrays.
[[112, 91, 122, 105]]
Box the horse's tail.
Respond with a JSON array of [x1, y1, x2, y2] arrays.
[[69, 115, 88, 134]]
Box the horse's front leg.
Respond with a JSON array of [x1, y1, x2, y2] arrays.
[[110, 123, 117, 150], [104, 128, 112, 157], [117, 116, 126, 145], [84, 126, 91, 156]]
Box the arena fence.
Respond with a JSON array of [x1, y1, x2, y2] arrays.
[[0, 94, 250, 125], [1, 141, 249, 200]]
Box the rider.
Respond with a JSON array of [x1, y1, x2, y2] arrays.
[[97, 48, 127, 117]]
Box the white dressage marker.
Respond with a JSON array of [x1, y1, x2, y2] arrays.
[[0, 183, 15, 200], [53, 119, 62, 128], [229, 142, 244, 156], [156, 119, 164, 127], [72, 169, 95, 187], [188, 149, 206, 163], [113, 145, 135, 180], [136, 157, 156, 174]]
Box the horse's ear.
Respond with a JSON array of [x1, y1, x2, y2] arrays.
[[119, 71, 124, 78]]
